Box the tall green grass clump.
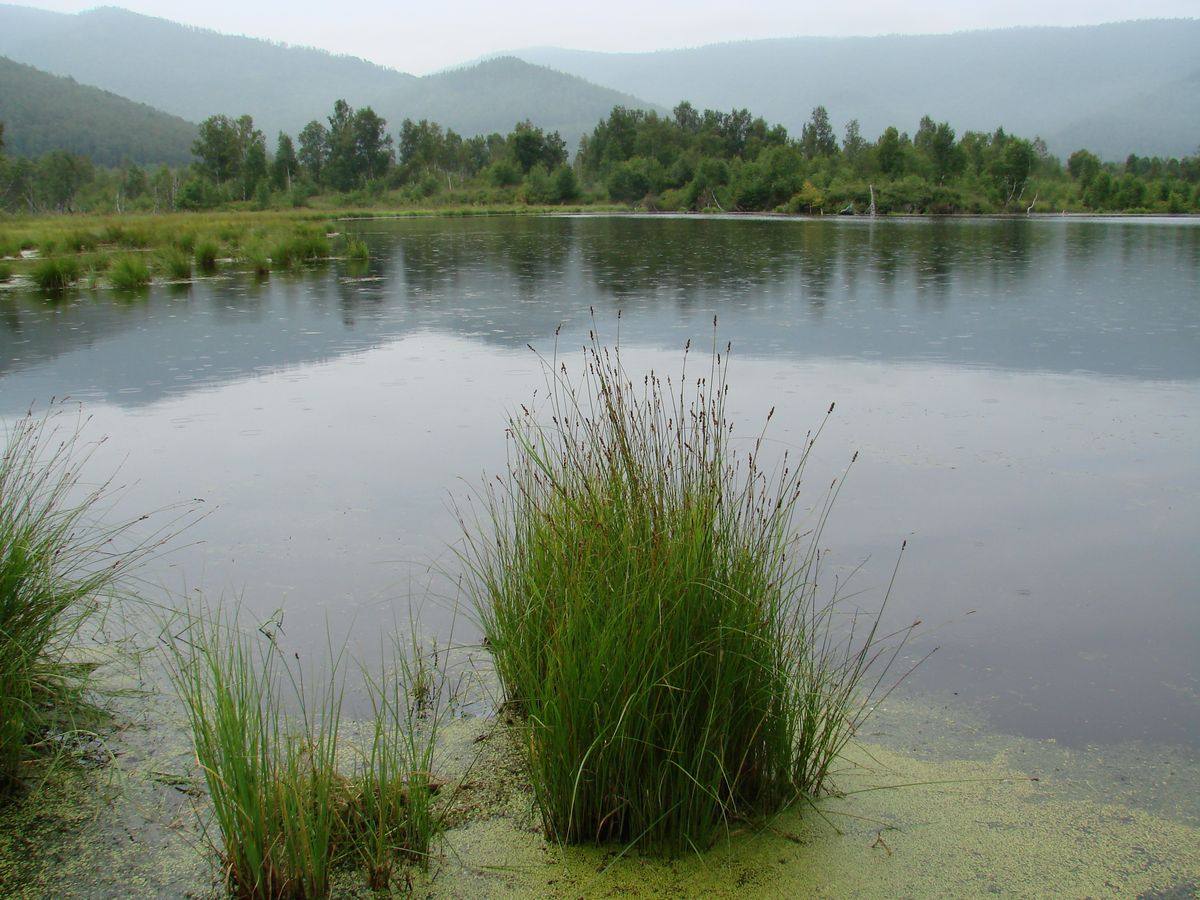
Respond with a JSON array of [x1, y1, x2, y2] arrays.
[[168, 609, 346, 899], [167, 610, 447, 897], [108, 254, 151, 291], [351, 633, 445, 891], [0, 406, 156, 791], [242, 244, 271, 277], [462, 317, 911, 855], [194, 238, 221, 273], [345, 237, 369, 261], [30, 257, 80, 293], [156, 246, 193, 281], [0, 263, 12, 282], [272, 229, 330, 270]]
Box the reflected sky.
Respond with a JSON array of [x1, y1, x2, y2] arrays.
[[1, 215, 1197, 750]]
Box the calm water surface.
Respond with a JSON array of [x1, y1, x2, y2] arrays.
[[1, 214, 1197, 752]]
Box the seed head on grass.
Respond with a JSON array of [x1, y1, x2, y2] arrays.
[[460, 314, 917, 855]]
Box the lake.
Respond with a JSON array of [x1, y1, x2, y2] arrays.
[[2, 214, 1197, 760]]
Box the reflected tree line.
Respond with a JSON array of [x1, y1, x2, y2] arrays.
[[2, 219, 1197, 404]]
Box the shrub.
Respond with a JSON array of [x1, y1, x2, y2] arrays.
[[462, 320, 910, 854]]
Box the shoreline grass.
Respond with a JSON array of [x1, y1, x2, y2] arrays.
[[165, 607, 448, 898], [460, 317, 915, 854], [0, 404, 165, 792]]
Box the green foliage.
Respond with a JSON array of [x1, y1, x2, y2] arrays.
[[175, 177, 221, 211], [108, 254, 151, 291], [0, 57, 196, 167], [155, 246, 192, 280], [193, 237, 220, 273], [192, 114, 266, 201], [0, 405, 161, 790], [166, 608, 346, 899], [352, 633, 445, 889], [30, 256, 80, 293], [166, 607, 447, 897], [0, 262, 11, 282], [462, 324, 909, 855], [271, 229, 329, 269], [241, 244, 270, 277]]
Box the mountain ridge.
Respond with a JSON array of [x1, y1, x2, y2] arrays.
[[0, 4, 658, 149], [503, 20, 1200, 159]]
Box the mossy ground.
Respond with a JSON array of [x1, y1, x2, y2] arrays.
[[1, 684, 1196, 898]]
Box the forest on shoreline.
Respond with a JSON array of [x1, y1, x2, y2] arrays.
[[1, 98, 1198, 218]]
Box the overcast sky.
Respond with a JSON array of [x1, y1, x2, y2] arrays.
[[20, 1, 1200, 74]]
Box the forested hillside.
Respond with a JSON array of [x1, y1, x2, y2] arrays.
[[510, 20, 1200, 159], [0, 56, 196, 165], [0, 5, 656, 147]]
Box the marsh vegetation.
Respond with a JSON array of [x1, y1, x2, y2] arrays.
[[460, 319, 913, 853]]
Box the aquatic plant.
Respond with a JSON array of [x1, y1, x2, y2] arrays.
[[351, 631, 445, 890], [241, 244, 271, 277], [167, 608, 346, 899], [60, 229, 99, 253], [156, 246, 192, 280], [193, 238, 220, 273], [0, 406, 157, 791], [0, 263, 11, 282], [167, 608, 447, 897], [30, 257, 80, 293], [345, 237, 369, 261], [108, 255, 152, 291], [461, 316, 914, 855], [272, 230, 330, 269]]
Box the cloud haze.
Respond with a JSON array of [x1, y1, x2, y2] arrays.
[[17, 1, 1200, 74]]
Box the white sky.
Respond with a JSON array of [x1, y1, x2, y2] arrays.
[[20, 1, 1200, 74]]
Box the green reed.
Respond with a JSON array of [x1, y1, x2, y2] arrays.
[[167, 608, 346, 899], [351, 630, 445, 891], [107, 254, 151, 291], [156, 246, 193, 280], [167, 607, 449, 897], [461, 316, 914, 855], [30, 256, 80, 293], [0, 405, 160, 791]]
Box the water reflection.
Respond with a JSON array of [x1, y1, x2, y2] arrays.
[[0, 215, 1197, 752], [3, 217, 1198, 413]]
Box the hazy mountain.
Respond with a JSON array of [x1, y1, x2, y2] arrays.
[[0, 5, 656, 147], [508, 21, 1200, 160], [397, 57, 661, 146], [0, 55, 196, 165]]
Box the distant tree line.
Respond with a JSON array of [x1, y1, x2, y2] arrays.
[[2, 100, 1198, 215], [180, 99, 579, 210], [575, 103, 1200, 214]]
